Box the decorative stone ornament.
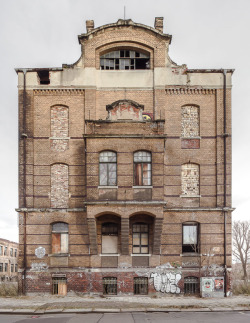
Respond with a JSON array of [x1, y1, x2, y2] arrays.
[[35, 246, 46, 259]]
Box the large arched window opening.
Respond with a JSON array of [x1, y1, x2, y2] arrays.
[[100, 50, 150, 70]]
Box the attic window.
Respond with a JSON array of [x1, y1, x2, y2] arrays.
[[100, 50, 150, 70], [37, 70, 50, 85]]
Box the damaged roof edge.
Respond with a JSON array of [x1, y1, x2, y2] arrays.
[[187, 69, 235, 74], [15, 67, 63, 74]]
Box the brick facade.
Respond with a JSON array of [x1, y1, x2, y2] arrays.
[[16, 17, 233, 296]]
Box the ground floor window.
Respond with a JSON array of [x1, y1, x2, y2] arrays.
[[134, 277, 148, 295], [184, 276, 199, 295], [103, 277, 117, 295], [52, 277, 67, 296]]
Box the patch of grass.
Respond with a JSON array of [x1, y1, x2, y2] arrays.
[[0, 283, 18, 297], [232, 281, 250, 295]]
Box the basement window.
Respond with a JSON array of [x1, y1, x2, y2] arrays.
[[184, 276, 199, 295], [134, 277, 148, 295], [37, 69, 50, 85], [52, 277, 67, 295], [100, 50, 150, 70], [103, 277, 117, 295]]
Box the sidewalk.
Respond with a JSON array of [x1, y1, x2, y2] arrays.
[[0, 295, 250, 314]]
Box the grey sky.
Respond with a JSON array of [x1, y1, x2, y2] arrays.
[[0, 0, 249, 242]]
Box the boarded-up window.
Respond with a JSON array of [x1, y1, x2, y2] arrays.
[[181, 105, 199, 138], [133, 223, 149, 254], [181, 163, 199, 196], [52, 277, 67, 295], [51, 164, 69, 208], [99, 151, 117, 186], [51, 106, 69, 152], [182, 223, 199, 253], [134, 151, 151, 186], [52, 223, 69, 254], [102, 223, 118, 254]]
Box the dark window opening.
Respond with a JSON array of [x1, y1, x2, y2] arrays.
[[11, 264, 14, 273], [133, 223, 149, 254], [4, 247, 7, 256], [15, 264, 18, 272], [134, 151, 151, 186], [100, 50, 150, 70], [134, 277, 148, 295], [182, 223, 199, 253], [0, 263, 3, 272], [103, 277, 117, 295], [52, 277, 67, 295], [37, 70, 50, 85], [184, 276, 199, 295], [4, 263, 8, 272]]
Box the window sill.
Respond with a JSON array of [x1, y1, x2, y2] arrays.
[[133, 186, 152, 189], [180, 195, 201, 198], [131, 254, 151, 256], [98, 186, 118, 189], [100, 254, 120, 256], [48, 253, 69, 257]]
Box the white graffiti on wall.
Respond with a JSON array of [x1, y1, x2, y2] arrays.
[[151, 272, 181, 293]]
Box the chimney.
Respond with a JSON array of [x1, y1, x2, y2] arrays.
[[86, 20, 94, 33], [154, 17, 164, 33]]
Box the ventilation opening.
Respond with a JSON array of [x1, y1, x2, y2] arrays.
[[134, 277, 148, 295], [37, 70, 50, 85], [103, 277, 117, 295], [184, 276, 199, 295]]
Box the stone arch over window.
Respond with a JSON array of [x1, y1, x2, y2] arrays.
[[51, 222, 69, 254], [99, 151, 117, 186], [100, 48, 150, 70], [50, 105, 69, 152], [181, 163, 199, 197], [181, 105, 200, 138], [51, 163, 69, 208]]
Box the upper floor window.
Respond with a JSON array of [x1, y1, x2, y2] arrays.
[[4, 246, 7, 256], [134, 151, 151, 186], [100, 50, 150, 70], [181, 105, 200, 138], [0, 246, 2, 256], [181, 163, 199, 197], [182, 222, 199, 253], [132, 223, 149, 254], [14, 249, 17, 258], [99, 151, 117, 186], [10, 248, 13, 257], [52, 222, 69, 254]]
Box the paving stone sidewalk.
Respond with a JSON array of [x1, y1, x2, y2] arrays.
[[0, 295, 249, 314]]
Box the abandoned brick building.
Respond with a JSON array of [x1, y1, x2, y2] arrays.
[[16, 17, 233, 296]]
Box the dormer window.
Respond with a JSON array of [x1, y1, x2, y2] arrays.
[[100, 50, 150, 70]]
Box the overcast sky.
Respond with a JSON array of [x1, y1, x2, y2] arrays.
[[0, 0, 249, 242]]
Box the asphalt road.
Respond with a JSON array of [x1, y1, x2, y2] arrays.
[[0, 312, 250, 323]]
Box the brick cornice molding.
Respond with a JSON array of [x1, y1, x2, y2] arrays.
[[33, 89, 84, 95], [165, 87, 215, 95]]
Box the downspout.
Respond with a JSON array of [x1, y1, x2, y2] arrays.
[[223, 69, 227, 297], [21, 69, 27, 295]]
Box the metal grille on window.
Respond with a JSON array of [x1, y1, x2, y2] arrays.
[[99, 151, 117, 186], [52, 277, 67, 295], [133, 223, 149, 254], [134, 277, 148, 295], [134, 151, 151, 186], [103, 277, 117, 295], [184, 276, 199, 295], [100, 50, 150, 70]]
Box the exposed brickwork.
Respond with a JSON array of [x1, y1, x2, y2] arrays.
[[181, 163, 199, 196], [181, 105, 199, 138], [50, 106, 69, 152]]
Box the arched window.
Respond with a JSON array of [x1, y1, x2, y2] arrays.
[[132, 223, 149, 254], [134, 151, 151, 186], [100, 50, 150, 70], [52, 222, 69, 254], [102, 223, 118, 254], [181, 163, 199, 196], [181, 105, 200, 138], [51, 164, 69, 208], [182, 222, 199, 253], [99, 151, 117, 186]]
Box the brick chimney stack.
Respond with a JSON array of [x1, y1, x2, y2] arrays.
[[86, 20, 94, 33], [154, 17, 164, 33]]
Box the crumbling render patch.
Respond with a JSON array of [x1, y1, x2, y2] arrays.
[[181, 163, 199, 196], [51, 164, 69, 208], [181, 105, 199, 138], [51, 106, 69, 152]]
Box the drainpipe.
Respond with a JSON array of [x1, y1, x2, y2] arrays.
[[21, 69, 27, 295], [222, 69, 227, 297]]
